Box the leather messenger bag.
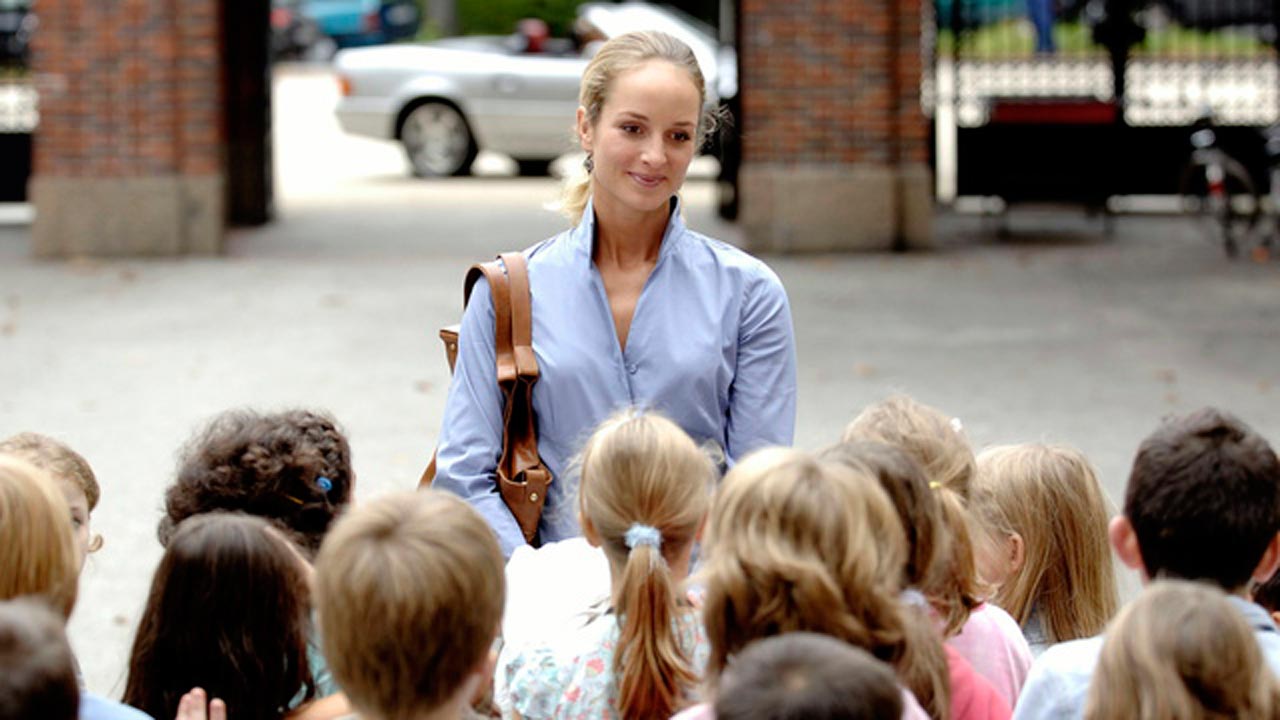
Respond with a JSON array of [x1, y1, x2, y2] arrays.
[[419, 252, 551, 545]]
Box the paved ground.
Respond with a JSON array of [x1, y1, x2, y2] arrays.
[[3, 64, 1280, 696]]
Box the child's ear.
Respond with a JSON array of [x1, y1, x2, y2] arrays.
[[1251, 532, 1280, 586], [1006, 532, 1026, 574], [581, 514, 603, 548], [1109, 516, 1146, 578]]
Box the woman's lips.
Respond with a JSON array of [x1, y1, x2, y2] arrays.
[[628, 172, 664, 188]]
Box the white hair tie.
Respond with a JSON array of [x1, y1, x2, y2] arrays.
[[624, 523, 662, 551]]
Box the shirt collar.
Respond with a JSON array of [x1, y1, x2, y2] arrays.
[[572, 195, 687, 263], [1229, 594, 1279, 633]]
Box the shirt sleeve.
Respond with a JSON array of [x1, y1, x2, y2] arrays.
[[431, 278, 528, 557], [724, 265, 797, 461]]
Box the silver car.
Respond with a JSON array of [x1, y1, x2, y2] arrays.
[[333, 2, 734, 177]]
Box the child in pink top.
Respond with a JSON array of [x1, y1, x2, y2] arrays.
[[947, 602, 1033, 705]]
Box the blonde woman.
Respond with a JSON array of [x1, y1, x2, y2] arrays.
[[676, 448, 950, 720], [1086, 580, 1280, 720], [499, 411, 715, 720], [973, 444, 1118, 654], [432, 29, 797, 557], [844, 397, 1032, 702]]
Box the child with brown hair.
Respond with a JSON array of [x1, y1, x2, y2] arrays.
[[0, 597, 81, 720], [678, 447, 948, 720], [0, 432, 103, 567], [313, 490, 505, 720], [500, 411, 716, 720], [973, 444, 1118, 654], [1085, 580, 1280, 720], [714, 633, 904, 720], [160, 408, 354, 560], [843, 397, 1032, 704], [123, 513, 318, 720]]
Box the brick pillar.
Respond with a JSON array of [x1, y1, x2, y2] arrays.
[[29, 0, 225, 257], [738, 0, 932, 252]]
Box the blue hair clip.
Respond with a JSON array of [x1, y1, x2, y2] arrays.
[[624, 523, 662, 551], [316, 476, 333, 493]]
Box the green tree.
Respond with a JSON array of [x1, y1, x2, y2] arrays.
[[456, 0, 582, 37]]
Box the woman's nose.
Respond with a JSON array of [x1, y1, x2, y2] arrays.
[[639, 135, 666, 166]]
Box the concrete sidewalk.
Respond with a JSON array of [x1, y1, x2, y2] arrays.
[[3, 64, 1280, 697]]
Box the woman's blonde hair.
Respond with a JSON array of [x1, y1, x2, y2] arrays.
[[0, 455, 78, 618], [973, 444, 1118, 644], [577, 410, 716, 720], [843, 396, 982, 636], [1086, 580, 1280, 720], [700, 448, 951, 720], [562, 30, 710, 225]]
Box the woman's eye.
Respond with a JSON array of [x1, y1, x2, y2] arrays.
[[672, 131, 692, 142], [70, 515, 83, 528], [620, 124, 641, 134]]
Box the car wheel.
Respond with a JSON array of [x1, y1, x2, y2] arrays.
[[401, 102, 478, 177]]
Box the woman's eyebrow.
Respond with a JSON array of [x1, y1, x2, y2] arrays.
[[615, 110, 695, 128]]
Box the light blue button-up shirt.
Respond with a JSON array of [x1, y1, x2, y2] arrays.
[[433, 198, 797, 556], [1012, 595, 1280, 720]]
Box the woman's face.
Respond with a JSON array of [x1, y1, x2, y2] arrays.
[[577, 59, 701, 222]]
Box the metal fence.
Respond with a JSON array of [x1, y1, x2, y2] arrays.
[[0, 74, 35, 202], [926, 0, 1280, 201]]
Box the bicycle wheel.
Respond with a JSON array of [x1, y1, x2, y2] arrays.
[[1179, 154, 1260, 258]]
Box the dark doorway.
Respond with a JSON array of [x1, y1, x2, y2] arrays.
[[222, 0, 273, 225]]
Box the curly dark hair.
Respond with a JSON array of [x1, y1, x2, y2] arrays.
[[159, 409, 354, 558]]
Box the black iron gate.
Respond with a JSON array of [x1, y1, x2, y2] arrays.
[[0, 72, 34, 203], [927, 0, 1280, 203]]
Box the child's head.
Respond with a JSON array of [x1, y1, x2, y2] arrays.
[[0, 598, 80, 720], [160, 409, 354, 559], [124, 513, 315, 720], [843, 396, 982, 636], [714, 632, 904, 720], [576, 410, 715, 720], [314, 490, 504, 720], [973, 444, 1118, 643], [843, 395, 975, 499], [819, 440, 948, 592], [1116, 407, 1280, 592], [0, 456, 78, 619], [0, 432, 102, 566], [1085, 580, 1280, 720], [701, 448, 948, 719]]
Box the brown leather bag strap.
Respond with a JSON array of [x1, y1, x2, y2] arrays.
[[499, 252, 538, 381], [475, 260, 516, 385]]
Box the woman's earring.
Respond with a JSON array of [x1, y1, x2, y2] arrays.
[[583, 154, 594, 174]]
